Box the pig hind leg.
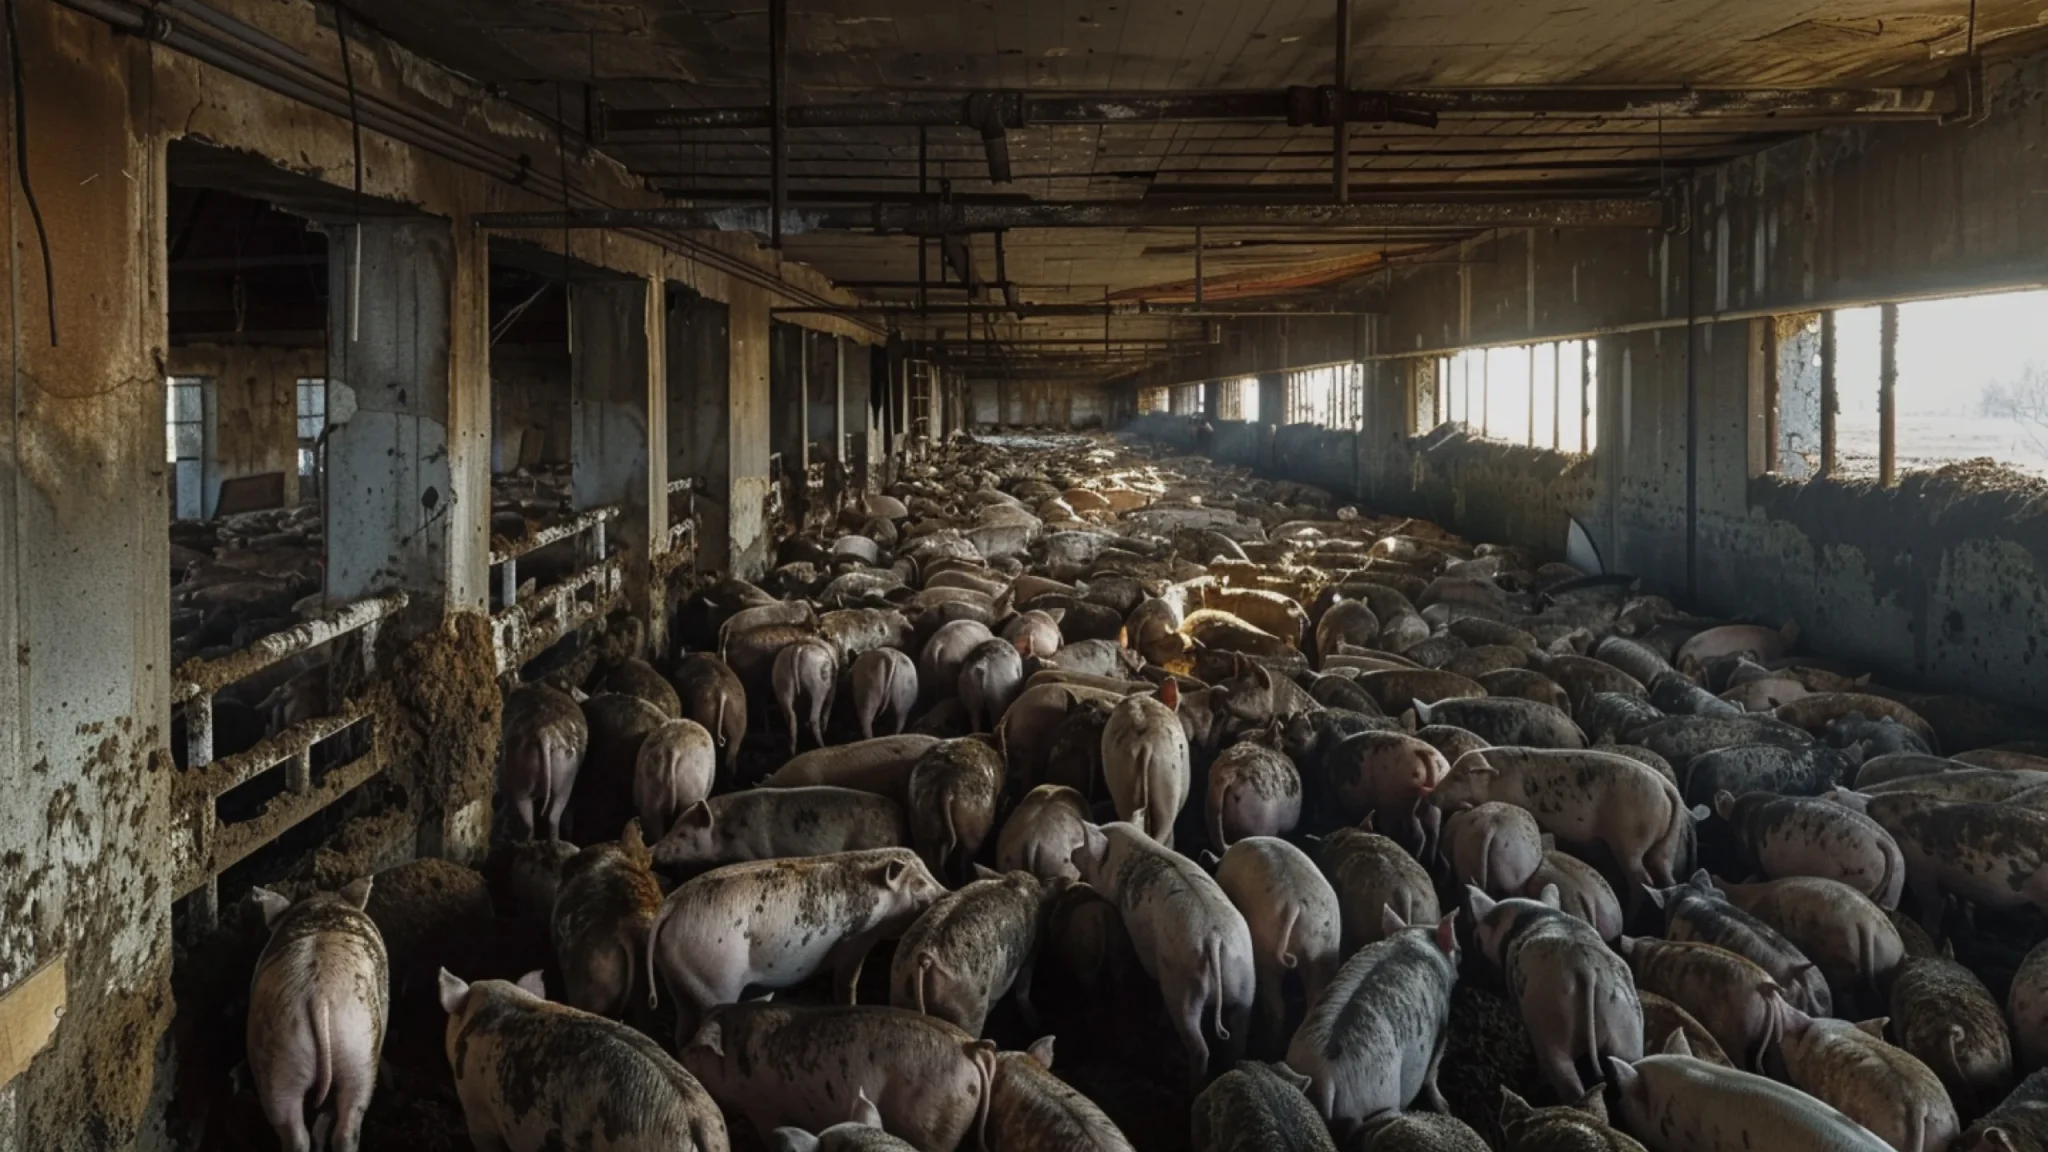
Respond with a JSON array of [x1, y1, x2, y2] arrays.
[[1170, 978, 1215, 1090]]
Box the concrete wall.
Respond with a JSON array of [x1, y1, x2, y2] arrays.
[[491, 343, 572, 470], [167, 342, 323, 509], [966, 379, 1110, 429], [1126, 51, 2048, 714]]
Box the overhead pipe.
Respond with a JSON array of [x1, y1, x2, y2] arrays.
[[770, 301, 1379, 317], [475, 196, 1669, 235]]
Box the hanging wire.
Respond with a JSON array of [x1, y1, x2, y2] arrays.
[[6, 0, 58, 345], [335, 3, 364, 343]]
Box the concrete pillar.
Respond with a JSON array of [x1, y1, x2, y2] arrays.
[[0, 8, 171, 1146], [568, 277, 658, 631], [728, 285, 774, 577], [325, 219, 463, 614], [669, 292, 732, 579], [807, 331, 842, 512], [770, 322, 808, 529]]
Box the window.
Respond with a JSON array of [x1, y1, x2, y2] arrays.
[[1170, 384, 1203, 416], [1769, 288, 2048, 481], [1138, 386, 1170, 414], [1436, 340, 1598, 452], [166, 376, 207, 520], [1284, 362, 1362, 428], [296, 377, 326, 480], [1218, 376, 1259, 422]]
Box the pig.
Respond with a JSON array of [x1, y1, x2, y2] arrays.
[[774, 636, 839, 751], [1001, 610, 1065, 660], [1852, 792, 2048, 933], [1191, 1061, 1338, 1152], [1481, 668, 1574, 711], [486, 838, 578, 924], [819, 608, 915, 664], [1580, 692, 1666, 745], [569, 693, 672, 843], [1649, 673, 1744, 719], [998, 683, 1125, 789], [1128, 597, 1191, 666], [1043, 637, 1145, 680], [1356, 668, 1486, 715], [1498, 1087, 1647, 1151], [959, 637, 1027, 734], [1442, 802, 1546, 897], [551, 822, 663, 1018], [1680, 744, 1854, 810], [246, 880, 388, 1152], [907, 738, 1006, 884], [671, 653, 748, 780], [1640, 991, 1734, 1069], [1285, 907, 1460, 1139], [1674, 621, 1799, 673], [644, 848, 945, 1046], [1317, 600, 1382, 666], [1211, 661, 1320, 727], [996, 785, 1093, 881], [1469, 887, 1644, 1102], [921, 619, 997, 701], [1958, 1069, 2048, 1151], [2010, 941, 2048, 1072], [762, 734, 943, 797], [634, 718, 718, 841], [851, 648, 919, 740], [1412, 697, 1587, 749], [500, 682, 588, 842], [986, 1037, 1134, 1152], [1207, 736, 1303, 849], [651, 787, 908, 867], [1319, 827, 1441, 955], [1777, 694, 1939, 749], [438, 970, 728, 1152], [889, 870, 1060, 1037], [1618, 936, 1783, 1071], [1605, 1032, 1894, 1152], [774, 1098, 917, 1152], [1434, 747, 1697, 887], [593, 656, 685, 719], [1716, 791, 1904, 909], [1213, 837, 1343, 1057], [1713, 877, 1905, 1019], [1326, 731, 1451, 845], [1631, 714, 1815, 772], [1769, 999, 1960, 1152], [1070, 820, 1257, 1086], [1891, 952, 2015, 1121], [1647, 871, 1832, 1016], [1101, 681, 1192, 845], [1525, 848, 1625, 943], [683, 1003, 995, 1152]]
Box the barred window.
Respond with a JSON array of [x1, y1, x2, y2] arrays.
[[1217, 376, 1259, 421], [1138, 386, 1171, 414], [1283, 362, 1362, 427], [1438, 340, 1599, 453]]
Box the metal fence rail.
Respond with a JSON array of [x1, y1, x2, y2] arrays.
[[489, 505, 627, 673]]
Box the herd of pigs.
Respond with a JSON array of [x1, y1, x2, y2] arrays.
[[235, 433, 2048, 1152]]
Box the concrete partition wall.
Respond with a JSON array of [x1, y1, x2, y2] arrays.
[[569, 278, 660, 627], [670, 292, 732, 576]]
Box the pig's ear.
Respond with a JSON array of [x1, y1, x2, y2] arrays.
[[1661, 1028, 1694, 1057], [682, 800, 714, 831], [251, 887, 292, 928], [1433, 913, 1458, 957], [769, 1129, 822, 1152], [851, 1088, 884, 1129], [1198, 850, 1221, 870], [1129, 807, 1149, 832], [1689, 868, 1715, 891], [1854, 1017, 1889, 1039], [1252, 663, 1272, 691], [1498, 1088, 1535, 1127], [1159, 677, 1180, 711], [1271, 1063, 1313, 1092], [1537, 883, 1561, 909], [689, 1020, 725, 1058], [1464, 886, 1496, 920], [972, 863, 1002, 882], [515, 970, 547, 999], [1643, 886, 1668, 910], [1359, 811, 1378, 833], [1380, 904, 1410, 936], [879, 858, 911, 889], [620, 818, 646, 853], [437, 968, 471, 1015], [1044, 608, 1066, 624], [1982, 1129, 2020, 1152], [1412, 700, 1435, 725], [339, 876, 374, 911], [1572, 1084, 1608, 1122], [1712, 790, 1737, 820], [1026, 1035, 1056, 1069], [1605, 1056, 1641, 1101]]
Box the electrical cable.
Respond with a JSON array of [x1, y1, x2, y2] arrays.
[[6, 0, 59, 345]]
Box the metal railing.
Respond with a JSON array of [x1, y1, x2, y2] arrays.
[[657, 476, 699, 578], [489, 504, 626, 673], [171, 590, 408, 931]]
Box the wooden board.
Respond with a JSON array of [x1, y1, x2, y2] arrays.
[[0, 955, 64, 1088]]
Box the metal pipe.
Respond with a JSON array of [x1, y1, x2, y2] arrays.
[[475, 196, 1669, 234], [1333, 0, 1350, 205], [1820, 310, 1838, 477], [1880, 302, 1899, 486], [769, 0, 787, 250], [1194, 227, 1204, 306]]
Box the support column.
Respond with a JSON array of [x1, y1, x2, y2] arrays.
[[728, 284, 773, 577], [807, 330, 842, 514], [669, 292, 732, 580], [568, 278, 656, 632], [770, 322, 808, 529]]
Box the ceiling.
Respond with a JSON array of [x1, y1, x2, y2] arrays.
[[339, 0, 2048, 382]]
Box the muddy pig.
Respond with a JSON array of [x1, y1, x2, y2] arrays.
[[1606, 1032, 1892, 1152], [1207, 734, 1303, 849], [920, 619, 996, 702], [1213, 837, 1342, 1058], [763, 734, 942, 797], [1326, 730, 1450, 853], [246, 880, 389, 1152], [1714, 876, 1905, 1019], [439, 970, 727, 1151], [1442, 802, 1545, 897], [684, 1003, 994, 1152], [1285, 907, 1460, 1140], [635, 718, 717, 842], [960, 636, 1028, 734], [1358, 1113, 1490, 1151], [997, 785, 1093, 881], [1192, 1061, 1338, 1152], [1647, 870, 1831, 1016], [1618, 936, 1782, 1071], [851, 647, 919, 740], [2011, 941, 2048, 1073], [1434, 747, 1695, 887], [1071, 820, 1257, 1086], [774, 636, 839, 751], [1769, 998, 1959, 1152], [1524, 848, 1624, 943], [771, 1093, 915, 1152], [1958, 1068, 2048, 1151], [1716, 791, 1904, 909], [671, 653, 748, 780], [1469, 887, 1643, 1102], [908, 737, 1006, 884], [1320, 827, 1441, 954], [986, 1037, 1134, 1152], [501, 681, 588, 842], [1891, 950, 2015, 1121], [645, 848, 944, 1046], [1102, 680, 1192, 845], [1498, 1087, 1646, 1151], [568, 693, 671, 843], [1851, 792, 2048, 934], [653, 786, 908, 867], [551, 821, 663, 1019], [890, 869, 1062, 1037]]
